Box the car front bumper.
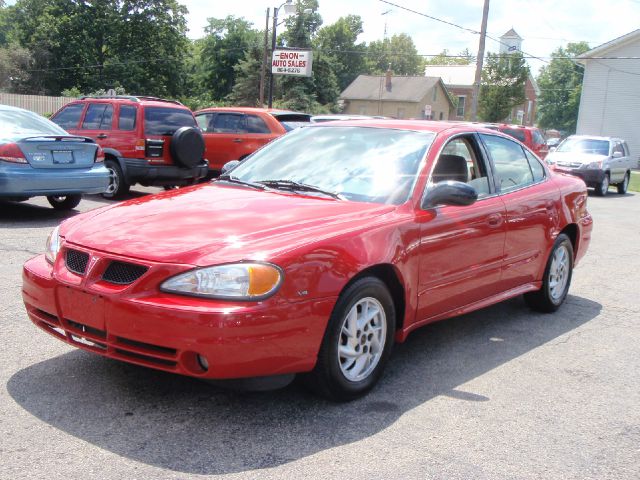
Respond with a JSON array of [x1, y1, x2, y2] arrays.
[[553, 166, 605, 187], [123, 159, 208, 186], [22, 253, 335, 380], [0, 162, 109, 197]]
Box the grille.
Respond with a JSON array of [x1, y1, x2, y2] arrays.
[[102, 261, 148, 285], [66, 249, 90, 275]]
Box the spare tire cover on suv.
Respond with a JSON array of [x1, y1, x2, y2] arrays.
[[170, 126, 205, 168]]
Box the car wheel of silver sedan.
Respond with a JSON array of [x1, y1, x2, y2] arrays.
[[525, 233, 573, 313], [304, 277, 395, 401]]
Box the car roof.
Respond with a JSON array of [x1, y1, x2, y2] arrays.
[[566, 134, 623, 142], [307, 119, 502, 135], [74, 96, 188, 109], [194, 106, 308, 116]]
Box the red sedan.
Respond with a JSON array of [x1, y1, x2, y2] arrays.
[[22, 121, 592, 401]]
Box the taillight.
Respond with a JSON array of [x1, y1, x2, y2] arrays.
[[95, 145, 105, 163], [0, 143, 27, 163], [135, 139, 145, 152]]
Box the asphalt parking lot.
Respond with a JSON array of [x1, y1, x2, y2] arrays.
[[1, 187, 638, 480]]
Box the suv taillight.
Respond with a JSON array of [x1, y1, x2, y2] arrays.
[[95, 145, 105, 163], [0, 143, 27, 163]]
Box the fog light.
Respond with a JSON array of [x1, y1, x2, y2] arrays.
[[197, 354, 209, 372]]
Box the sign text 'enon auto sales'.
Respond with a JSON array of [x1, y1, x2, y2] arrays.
[[272, 49, 313, 77]]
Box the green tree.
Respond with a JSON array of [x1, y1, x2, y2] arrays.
[[5, 0, 189, 96], [536, 42, 590, 133], [198, 16, 260, 101], [314, 15, 367, 91], [425, 48, 474, 65], [226, 49, 263, 106], [367, 33, 424, 75], [0, 44, 32, 92], [478, 52, 529, 122]]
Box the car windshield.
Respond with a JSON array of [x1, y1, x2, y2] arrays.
[[225, 126, 435, 205], [557, 138, 610, 155], [144, 107, 197, 135], [0, 109, 67, 139]]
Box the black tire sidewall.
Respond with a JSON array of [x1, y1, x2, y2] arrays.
[[47, 194, 81, 210], [317, 277, 396, 399], [543, 234, 574, 308], [170, 127, 205, 168]]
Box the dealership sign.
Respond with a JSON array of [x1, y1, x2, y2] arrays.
[[272, 49, 313, 77]]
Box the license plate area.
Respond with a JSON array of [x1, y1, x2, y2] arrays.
[[57, 287, 105, 330], [53, 150, 74, 164]]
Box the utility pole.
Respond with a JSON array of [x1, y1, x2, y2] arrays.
[[470, 0, 490, 121], [259, 8, 270, 106]]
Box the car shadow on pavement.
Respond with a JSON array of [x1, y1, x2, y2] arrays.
[[0, 200, 80, 227], [7, 294, 601, 475]]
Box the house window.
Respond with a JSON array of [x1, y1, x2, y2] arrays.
[[457, 96, 466, 117], [432, 87, 438, 102], [397, 108, 405, 119], [358, 106, 367, 115], [439, 111, 444, 120]]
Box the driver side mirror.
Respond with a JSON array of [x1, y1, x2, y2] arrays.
[[421, 181, 478, 209], [612, 151, 623, 158], [221, 160, 241, 175]]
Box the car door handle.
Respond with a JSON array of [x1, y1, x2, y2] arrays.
[[487, 214, 503, 227], [232, 138, 243, 143], [96, 134, 108, 139]]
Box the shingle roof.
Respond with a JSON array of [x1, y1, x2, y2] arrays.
[[340, 75, 441, 102]]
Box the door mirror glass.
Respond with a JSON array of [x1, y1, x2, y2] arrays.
[[612, 151, 623, 158], [421, 181, 478, 209]]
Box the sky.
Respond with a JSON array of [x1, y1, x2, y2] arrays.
[[182, 0, 640, 74]]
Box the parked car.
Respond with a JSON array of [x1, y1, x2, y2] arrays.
[[546, 135, 634, 196], [51, 96, 207, 198], [23, 120, 592, 401], [546, 137, 562, 148], [194, 107, 311, 175], [311, 114, 382, 123], [495, 124, 549, 159], [0, 104, 109, 210]]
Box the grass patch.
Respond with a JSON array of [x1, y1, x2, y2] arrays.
[[630, 171, 640, 192]]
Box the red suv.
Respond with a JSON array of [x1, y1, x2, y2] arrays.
[[52, 96, 207, 198], [194, 107, 310, 174], [495, 124, 549, 159]]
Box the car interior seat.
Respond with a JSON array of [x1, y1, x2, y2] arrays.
[[432, 154, 468, 183]]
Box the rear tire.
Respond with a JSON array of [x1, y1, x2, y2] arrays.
[[524, 233, 573, 313], [617, 172, 630, 194], [103, 159, 130, 199], [303, 277, 395, 401], [595, 173, 609, 196], [47, 194, 81, 210]]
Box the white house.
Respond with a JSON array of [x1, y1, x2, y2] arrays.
[[576, 29, 640, 163]]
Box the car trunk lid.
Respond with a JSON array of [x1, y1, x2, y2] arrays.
[[17, 136, 98, 169]]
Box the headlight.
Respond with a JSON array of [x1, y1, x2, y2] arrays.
[[45, 226, 61, 264], [587, 161, 602, 169], [160, 262, 283, 300]]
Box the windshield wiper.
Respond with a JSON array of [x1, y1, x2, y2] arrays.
[[257, 179, 344, 200], [216, 175, 267, 190]]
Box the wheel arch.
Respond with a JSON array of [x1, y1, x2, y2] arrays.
[[559, 223, 578, 259], [338, 263, 407, 333]]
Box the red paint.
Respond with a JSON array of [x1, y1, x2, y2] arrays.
[[22, 121, 593, 380]]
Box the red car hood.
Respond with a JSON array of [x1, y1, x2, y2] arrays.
[[62, 184, 396, 265]]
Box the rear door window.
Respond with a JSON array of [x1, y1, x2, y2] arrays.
[[246, 115, 271, 134], [51, 103, 84, 129], [144, 107, 197, 135], [524, 149, 546, 182], [82, 104, 111, 130], [481, 134, 534, 193], [118, 105, 137, 130]]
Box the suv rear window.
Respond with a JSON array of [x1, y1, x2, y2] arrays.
[[501, 128, 526, 143], [144, 107, 196, 135]]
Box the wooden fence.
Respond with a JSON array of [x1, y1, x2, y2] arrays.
[[0, 93, 76, 115]]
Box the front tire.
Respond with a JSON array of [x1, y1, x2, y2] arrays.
[[103, 159, 130, 199], [595, 173, 609, 196], [524, 233, 574, 313], [304, 277, 396, 401], [617, 172, 630, 194], [47, 194, 81, 210]]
